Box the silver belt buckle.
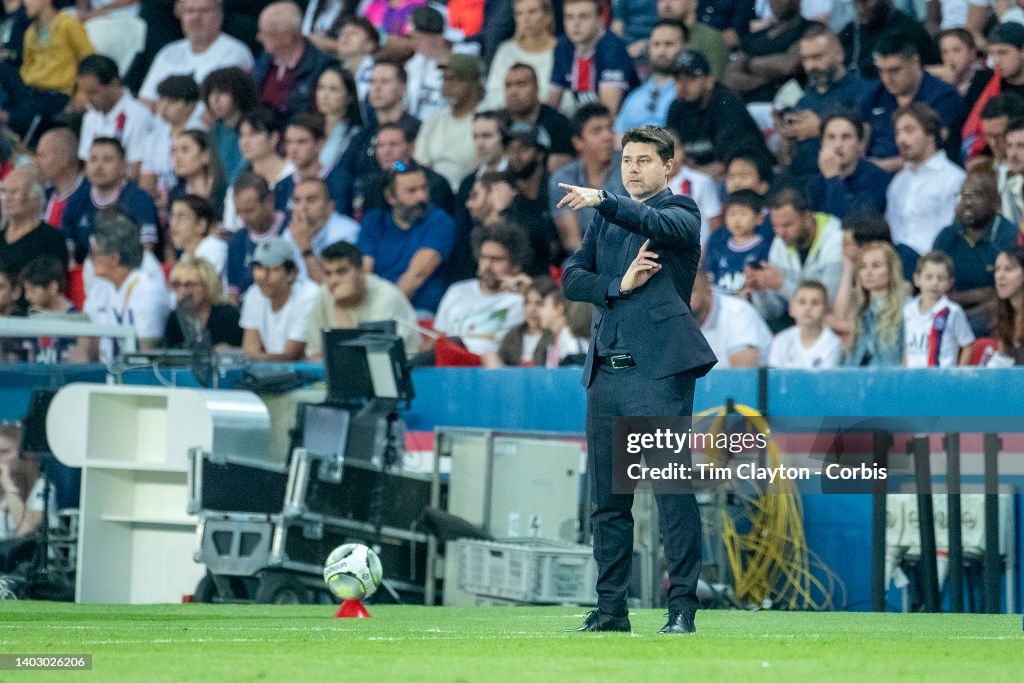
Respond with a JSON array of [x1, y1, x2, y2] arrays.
[[609, 354, 632, 369]]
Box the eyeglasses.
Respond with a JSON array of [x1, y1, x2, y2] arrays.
[[170, 280, 203, 290]]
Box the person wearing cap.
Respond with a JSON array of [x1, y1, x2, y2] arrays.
[[405, 5, 455, 121], [252, 1, 334, 120], [961, 23, 1024, 161], [415, 54, 486, 191], [501, 62, 575, 171], [613, 19, 687, 135], [240, 235, 320, 361], [559, 124, 716, 634], [665, 50, 772, 180], [505, 123, 554, 227]]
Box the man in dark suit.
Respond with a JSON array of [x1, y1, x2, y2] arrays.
[[559, 125, 717, 634]]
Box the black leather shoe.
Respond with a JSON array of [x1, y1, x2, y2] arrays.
[[566, 610, 631, 632], [658, 611, 696, 634]]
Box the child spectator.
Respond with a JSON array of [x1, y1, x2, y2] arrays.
[[537, 284, 588, 367], [0, 255, 21, 316], [0, 422, 44, 541], [704, 189, 773, 296], [903, 251, 975, 367], [843, 241, 910, 367], [487, 275, 556, 368], [162, 257, 242, 349], [169, 194, 227, 279], [19, 256, 82, 364], [768, 280, 843, 369]]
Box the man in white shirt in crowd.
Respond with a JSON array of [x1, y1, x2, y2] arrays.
[[284, 178, 359, 284], [304, 240, 420, 360], [885, 102, 966, 258], [433, 222, 528, 356], [71, 210, 169, 362], [76, 54, 154, 176], [138, 0, 254, 107], [690, 270, 772, 368], [240, 236, 319, 361]]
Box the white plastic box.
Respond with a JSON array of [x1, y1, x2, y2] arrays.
[[457, 538, 598, 604]]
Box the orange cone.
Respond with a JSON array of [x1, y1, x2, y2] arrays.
[[335, 600, 372, 618]]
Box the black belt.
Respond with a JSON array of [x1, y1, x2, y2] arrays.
[[597, 353, 636, 369]]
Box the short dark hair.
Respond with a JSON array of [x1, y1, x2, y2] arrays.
[[872, 32, 919, 61], [801, 22, 836, 42], [238, 107, 280, 136], [316, 63, 363, 128], [938, 27, 974, 51], [384, 159, 425, 193], [981, 92, 1024, 120], [652, 18, 688, 42], [233, 171, 272, 201], [723, 188, 764, 213], [90, 136, 126, 159], [916, 250, 954, 276], [507, 62, 538, 84], [571, 102, 612, 138], [376, 121, 411, 144], [337, 16, 381, 50], [621, 125, 674, 162], [171, 194, 217, 228], [287, 111, 326, 140], [156, 74, 200, 102], [842, 210, 893, 245], [471, 222, 531, 271], [478, 170, 518, 190], [1007, 116, 1024, 137], [77, 54, 120, 84], [767, 184, 812, 213], [295, 176, 332, 199], [200, 67, 259, 115], [321, 240, 362, 266], [821, 109, 866, 141], [726, 149, 773, 185], [372, 60, 408, 85], [893, 102, 942, 146], [795, 279, 828, 300], [0, 255, 18, 288], [19, 256, 66, 291]]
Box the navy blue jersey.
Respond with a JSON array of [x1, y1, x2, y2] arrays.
[[61, 180, 159, 263], [704, 229, 774, 295]]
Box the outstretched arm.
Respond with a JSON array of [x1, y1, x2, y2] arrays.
[[557, 184, 701, 250]]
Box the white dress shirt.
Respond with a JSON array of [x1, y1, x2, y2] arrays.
[[885, 150, 966, 256]]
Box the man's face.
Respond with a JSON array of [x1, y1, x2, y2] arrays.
[[770, 205, 813, 248], [800, 36, 842, 88], [1006, 129, 1024, 174], [34, 132, 70, 183], [387, 171, 430, 224], [563, 0, 600, 47], [875, 54, 919, 98], [324, 258, 365, 303], [477, 240, 516, 291], [621, 141, 671, 200], [789, 287, 827, 328], [292, 182, 333, 228], [375, 129, 411, 168], [821, 118, 862, 171], [77, 73, 121, 113], [982, 115, 1009, 162], [506, 139, 541, 178], [675, 74, 709, 103], [648, 25, 685, 74], [253, 263, 293, 300], [657, 0, 692, 21], [466, 181, 491, 223], [955, 174, 997, 229], [442, 69, 475, 103], [256, 10, 296, 57], [90, 237, 119, 282], [179, 0, 222, 46], [158, 97, 194, 128], [0, 171, 34, 222], [472, 118, 504, 166], [504, 68, 539, 116], [233, 188, 275, 233], [86, 143, 125, 190], [573, 115, 614, 165], [369, 65, 405, 111], [989, 44, 1024, 82], [895, 114, 933, 164], [337, 23, 374, 59], [284, 126, 322, 171]]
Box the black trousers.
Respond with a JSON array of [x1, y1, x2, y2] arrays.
[[586, 363, 702, 616]]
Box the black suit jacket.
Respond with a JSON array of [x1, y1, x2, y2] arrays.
[[562, 188, 718, 388]]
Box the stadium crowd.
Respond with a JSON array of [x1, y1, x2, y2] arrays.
[[1, 0, 1024, 382]]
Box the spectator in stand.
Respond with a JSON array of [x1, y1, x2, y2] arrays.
[[502, 62, 574, 171], [476, 170, 556, 276], [829, 210, 898, 333], [140, 76, 205, 206], [690, 268, 773, 367], [537, 284, 589, 367], [903, 250, 976, 367], [240, 236, 319, 361], [993, 246, 1024, 364], [934, 172, 1017, 336], [168, 130, 227, 221], [405, 5, 455, 121], [0, 1, 31, 69], [357, 123, 455, 216], [697, 0, 753, 48], [434, 221, 529, 356], [961, 23, 1024, 159], [613, 19, 686, 134], [253, 1, 333, 120], [315, 64, 363, 171], [839, 0, 939, 79], [201, 67, 261, 185], [77, 55, 155, 178], [486, 275, 554, 368], [725, 149, 773, 196], [72, 210, 170, 361], [226, 172, 291, 300], [483, 0, 557, 109], [665, 51, 774, 180], [304, 240, 420, 360], [0, 168, 67, 277], [505, 124, 552, 230], [0, 0, 93, 138], [169, 194, 227, 278], [359, 160, 455, 313], [885, 103, 966, 261], [300, 0, 345, 53], [0, 422, 43, 541], [550, 103, 625, 254], [222, 109, 295, 233], [804, 111, 891, 218], [657, 0, 729, 79], [416, 55, 486, 192], [35, 127, 87, 229], [611, 0, 658, 59], [665, 129, 722, 246], [768, 280, 844, 368], [284, 177, 360, 283], [19, 255, 82, 364], [973, 93, 1024, 181], [859, 34, 962, 172], [548, 0, 638, 117], [274, 112, 350, 214], [723, 0, 811, 103], [335, 16, 378, 109], [704, 189, 773, 296], [929, 28, 984, 97], [162, 256, 242, 349], [138, 0, 254, 107], [842, 240, 909, 366]]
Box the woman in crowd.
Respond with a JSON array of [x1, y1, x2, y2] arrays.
[[0, 422, 43, 542], [162, 256, 242, 349], [482, 0, 557, 109], [844, 241, 910, 367], [221, 108, 294, 232], [993, 247, 1024, 364], [486, 275, 554, 367], [315, 63, 363, 170], [538, 283, 589, 368], [169, 130, 226, 221], [200, 67, 260, 185], [169, 194, 226, 278]]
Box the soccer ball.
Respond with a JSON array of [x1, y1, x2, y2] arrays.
[[323, 543, 383, 601]]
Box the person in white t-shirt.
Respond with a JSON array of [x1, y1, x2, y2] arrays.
[[76, 54, 154, 175], [240, 236, 319, 360], [691, 270, 773, 368], [904, 251, 976, 367], [433, 223, 529, 356], [138, 0, 254, 106], [769, 280, 843, 368]]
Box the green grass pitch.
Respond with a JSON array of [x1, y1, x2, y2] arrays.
[[1, 603, 1021, 682]]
